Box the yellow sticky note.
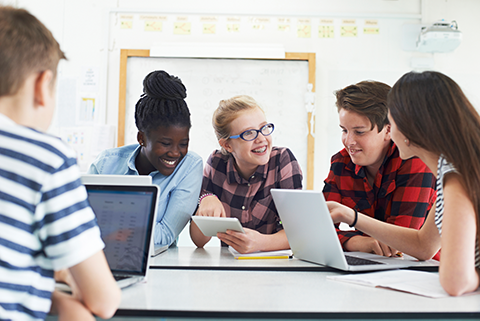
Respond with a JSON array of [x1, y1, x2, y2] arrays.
[[319, 25, 334, 38], [203, 23, 216, 34], [174, 22, 191, 35], [227, 24, 240, 32], [297, 25, 311, 38], [364, 27, 380, 35], [278, 24, 290, 32], [341, 26, 357, 37], [252, 24, 265, 30], [120, 20, 133, 29], [144, 21, 162, 32]]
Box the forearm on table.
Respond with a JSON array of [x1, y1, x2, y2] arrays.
[[259, 229, 290, 251], [353, 210, 439, 260]]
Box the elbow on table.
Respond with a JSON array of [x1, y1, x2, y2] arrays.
[[440, 279, 469, 297], [192, 237, 208, 248], [86, 287, 122, 319], [439, 272, 478, 297]]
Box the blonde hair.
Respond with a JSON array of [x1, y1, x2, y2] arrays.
[[213, 95, 264, 155]]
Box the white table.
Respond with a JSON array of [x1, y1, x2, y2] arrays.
[[115, 268, 480, 319], [149, 246, 439, 272], [102, 247, 480, 320]]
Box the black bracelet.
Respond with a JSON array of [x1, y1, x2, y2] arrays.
[[349, 208, 358, 228]]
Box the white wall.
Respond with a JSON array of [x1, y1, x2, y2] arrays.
[[4, 0, 480, 246]]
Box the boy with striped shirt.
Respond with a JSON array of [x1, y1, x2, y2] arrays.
[[0, 6, 120, 320]]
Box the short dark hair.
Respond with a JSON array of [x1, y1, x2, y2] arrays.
[[334, 81, 391, 132], [0, 6, 66, 96], [134, 70, 191, 134]]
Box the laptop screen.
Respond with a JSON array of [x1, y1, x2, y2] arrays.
[[85, 184, 157, 276]]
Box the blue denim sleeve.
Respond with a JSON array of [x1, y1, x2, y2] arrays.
[[153, 155, 203, 246]]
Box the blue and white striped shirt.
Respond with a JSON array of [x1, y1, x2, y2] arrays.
[[0, 114, 104, 321]]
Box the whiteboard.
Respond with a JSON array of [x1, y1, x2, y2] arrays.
[[123, 56, 310, 186]]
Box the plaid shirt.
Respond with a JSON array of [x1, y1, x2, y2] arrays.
[[323, 142, 437, 249], [202, 147, 303, 235]]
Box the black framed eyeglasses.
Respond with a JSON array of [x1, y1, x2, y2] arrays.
[[229, 123, 275, 141]]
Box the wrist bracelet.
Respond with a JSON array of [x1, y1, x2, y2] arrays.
[[349, 208, 358, 228], [198, 193, 216, 205]]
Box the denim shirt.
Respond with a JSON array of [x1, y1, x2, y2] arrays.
[[88, 144, 203, 246]]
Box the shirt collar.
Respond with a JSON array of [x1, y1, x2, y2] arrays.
[[127, 145, 142, 174], [226, 154, 267, 184], [353, 141, 396, 177], [0, 113, 15, 126]]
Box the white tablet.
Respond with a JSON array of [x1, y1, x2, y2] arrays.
[[192, 216, 245, 237]]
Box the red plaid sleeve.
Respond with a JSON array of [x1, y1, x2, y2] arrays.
[[385, 157, 436, 228], [323, 145, 437, 251], [323, 151, 364, 245]]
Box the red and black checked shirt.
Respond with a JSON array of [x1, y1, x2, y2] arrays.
[[202, 147, 303, 236], [323, 142, 437, 249]]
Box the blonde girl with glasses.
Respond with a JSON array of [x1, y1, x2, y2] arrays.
[[190, 95, 303, 253]]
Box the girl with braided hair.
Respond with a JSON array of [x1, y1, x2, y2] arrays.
[[88, 70, 203, 247]]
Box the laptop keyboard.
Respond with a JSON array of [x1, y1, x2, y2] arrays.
[[345, 255, 384, 265], [114, 275, 130, 281]]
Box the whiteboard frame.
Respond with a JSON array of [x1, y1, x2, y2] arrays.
[[118, 49, 316, 189]]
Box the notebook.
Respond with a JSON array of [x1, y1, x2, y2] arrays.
[[85, 183, 158, 288], [271, 189, 438, 272]]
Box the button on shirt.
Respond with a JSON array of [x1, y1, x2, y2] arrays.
[[88, 144, 203, 246], [202, 147, 303, 235], [323, 142, 437, 248]]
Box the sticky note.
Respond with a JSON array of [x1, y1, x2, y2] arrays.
[[120, 20, 133, 29], [341, 26, 357, 37], [319, 25, 334, 38], [364, 27, 380, 35], [144, 21, 162, 31], [227, 24, 240, 32], [297, 25, 311, 38], [174, 22, 191, 35], [203, 23, 216, 34]]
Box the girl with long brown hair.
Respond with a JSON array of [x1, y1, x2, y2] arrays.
[[328, 71, 479, 296]]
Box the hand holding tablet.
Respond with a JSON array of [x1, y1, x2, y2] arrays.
[[191, 216, 245, 237]]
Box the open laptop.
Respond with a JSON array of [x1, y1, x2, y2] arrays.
[[81, 174, 152, 185], [81, 174, 167, 257], [85, 183, 158, 288], [271, 189, 438, 272]]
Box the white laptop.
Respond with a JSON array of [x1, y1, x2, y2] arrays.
[[85, 183, 158, 288], [152, 244, 169, 257], [81, 174, 152, 185], [271, 189, 439, 272]]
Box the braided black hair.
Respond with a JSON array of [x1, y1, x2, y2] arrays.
[[135, 70, 191, 133]]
